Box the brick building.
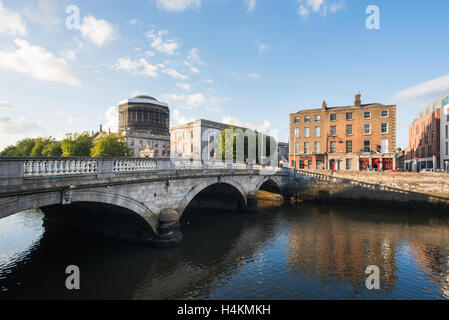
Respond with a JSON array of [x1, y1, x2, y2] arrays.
[[289, 92, 397, 171], [404, 92, 449, 172]]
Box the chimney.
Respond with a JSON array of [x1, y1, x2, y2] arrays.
[[100, 124, 103, 132], [108, 128, 111, 134], [355, 91, 361, 108], [322, 99, 327, 110]]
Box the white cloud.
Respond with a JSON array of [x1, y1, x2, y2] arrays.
[[244, 0, 256, 12], [162, 68, 188, 80], [0, 116, 44, 150], [79, 15, 117, 47], [115, 57, 160, 78], [176, 82, 191, 91], [172, 109, 194, 126], [221, 115, 272, 132], [256, 41, 269, 54], [129, 19, 139, 25], [61, 49, 76, 61], [155, 0, 201, 12], [0, 1, 26, 36], [0, 100, 16, 110], [248, 72, 261, 79], [0, 39, 81, 86], [23, 0, 61, 28], [147, 29, 180, 55], [186, 47, 205, 65], [203, 79, 214, 84], [184, 61, 200, 74], [393, 74, 449, 101], [163, 93, 206, 108], [297, 0, 345, 18], [104, 106, 118, 132]]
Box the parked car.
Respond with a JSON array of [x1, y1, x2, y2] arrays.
[[420, 168, 434, 173]]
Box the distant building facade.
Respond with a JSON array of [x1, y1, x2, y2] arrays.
[[404, 92, 449, 172], [118, 95, 170, 158], [289, 92, 397, 171], [441, 94, 449, 171], [278, 142, 289, 166], [170, 119, 273, 162]]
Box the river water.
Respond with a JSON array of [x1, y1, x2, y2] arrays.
[[1, 202, 449, 300]]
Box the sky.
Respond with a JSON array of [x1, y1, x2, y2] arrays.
[[1, 0, 449, 151]]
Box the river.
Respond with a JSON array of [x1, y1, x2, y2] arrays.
[[1, 201, 449, 300]]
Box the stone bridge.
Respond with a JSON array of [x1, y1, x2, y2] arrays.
[[0, 158, 294, 247]]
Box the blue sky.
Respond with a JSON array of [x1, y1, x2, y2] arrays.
[[1, 0, 449, 150]]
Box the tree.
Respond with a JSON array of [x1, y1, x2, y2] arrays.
[[42, 141, 63, 157], [0, 145, 19, 157], [90, 133, 132, 157], [61, 133, 94, 157], [30, 138, 54, 157], [15, 138, 37, 157]]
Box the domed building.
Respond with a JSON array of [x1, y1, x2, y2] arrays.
[[118, 95, 170, 158]]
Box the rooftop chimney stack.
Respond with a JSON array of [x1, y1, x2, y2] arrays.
[[322, 99, 327, 110], [355, 92, 361, 108], [100, 124, 103, 132]]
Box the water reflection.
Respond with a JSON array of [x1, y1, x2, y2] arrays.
[[1, 202, 449, 299]]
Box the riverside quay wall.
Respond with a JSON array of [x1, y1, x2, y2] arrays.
[[292, 170, 449, 212]]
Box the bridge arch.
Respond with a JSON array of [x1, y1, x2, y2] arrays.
[[177, 176, 248, 216], [0, 190, 159, 237], [255, 176, 283, 194]]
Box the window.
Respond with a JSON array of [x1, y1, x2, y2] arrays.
[[294, 117, 300, 123], [304, 142, 310, 154], [446, 125, 448, 139], [364, 111, 371, 119], [346, 140, 352, 153], [304, 127, 310, 137], [381, 122, 388, 134], [191, 144, 194, 153], [314, 142, 320, 154], [364, 140, 371, 152], [330, 114, 337, 121], [294, 143, 299, 154], [381, 110, 389, 118], [425, 134, 429, 144], [446, 142, 448, 156], [330, 141, 337, 153], [346, 159, 352, 170], [308, 161, 312, 170], [316, 160, 322, 170], [191, 131, 194, 139], [364, 124, 371, 135], [346, 124, 353, 136], [304, 116, 311, 123], [447, 115, 449, 122], [315, 126, 321, 137], [315, 115, 321, 122], [294, 128, 300, 138], [130, 139, 134, 146], [381, 139, 388, 153], [183, 131, 187, 139], [346, 113, 353, 120], [330, 125, 337, 136]]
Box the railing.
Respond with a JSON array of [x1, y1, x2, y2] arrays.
[[0, 157, 284, 178], [113, 159, 157, 172], [23, 159, 98, 177]]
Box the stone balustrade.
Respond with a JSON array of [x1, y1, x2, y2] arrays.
[[0, 157, 281, 180]]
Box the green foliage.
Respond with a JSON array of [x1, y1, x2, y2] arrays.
[[90, 133, 132, 157], [30, 138, 54, 157], [15, 138, 37, 157], [41, 141, 62, 157], [0, 145, 19, 157], [61, 132, 94, 157]]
